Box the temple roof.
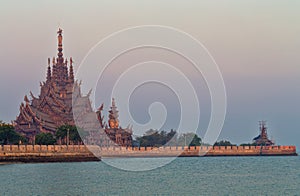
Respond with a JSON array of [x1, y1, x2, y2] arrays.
[[15, 28, 92, 136]]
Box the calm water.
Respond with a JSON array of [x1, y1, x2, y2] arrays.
[[0, 156, 299, 195]]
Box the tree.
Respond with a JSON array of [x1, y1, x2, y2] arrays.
[[35, 132, 56, 145], [177, 133, 202, 146], [0, 122, 27, 144], [214, 140, 236, 146], [190, 134, 202, 146], [136, 129, 177, 147], [165, 129, 178, 146], [136, 130, 160, 147], [55, 125, 88, 145], [240, 143, 256, 146]]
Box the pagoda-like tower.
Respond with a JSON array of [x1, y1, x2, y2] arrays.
[[14, 28, 92, 143], [100, 98, 133, 147], [253, 121, 274, 146], [108, 98, 120, 129]]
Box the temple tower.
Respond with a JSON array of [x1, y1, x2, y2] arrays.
[[14, 28, 93, 143], [253, 121, 274, 146], [108, 98, 120, 129]]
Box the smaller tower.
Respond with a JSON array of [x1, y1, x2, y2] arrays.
[[46, 58, 51, 82], [108, 98, 119, 129], [253, 121, 274, 146], [69, 57, 74, 83], [64, 58, 69, 81], [52, 57, 57, 81]]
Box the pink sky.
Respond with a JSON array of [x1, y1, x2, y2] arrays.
[[0, 1, 299, 147]]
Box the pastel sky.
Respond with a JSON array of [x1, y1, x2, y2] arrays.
[[0, 1, 299, 147]]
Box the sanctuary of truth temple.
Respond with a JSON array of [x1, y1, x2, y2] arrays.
[[14, 28, 132, 146]]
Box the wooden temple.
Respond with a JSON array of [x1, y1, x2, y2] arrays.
[[14, 28, 132, 146]]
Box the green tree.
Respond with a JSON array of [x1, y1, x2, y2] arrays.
[[55, 125, 88, 144], [35, 132, 56, 145], [136, 129, 177, 147], [240, 143, 256, 146], [190, 134, 202, 146], [0, 122, 27, 144], [177, 133, 202, 146], [214, 140, 236, 146]]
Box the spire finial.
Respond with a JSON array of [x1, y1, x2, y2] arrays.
[[112, 98, 116, 107], [57, 28, 64, 63]]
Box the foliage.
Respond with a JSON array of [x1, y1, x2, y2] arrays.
[[213, 140, 236, 146], [0, 122, 27, 145], [35, 132, 56, 145], [177, 133, 202, 146], [136, 130, 203, 147], [240, 143, 256, 146], [55, 125, 88, 144], [136, 129, 177, 147]]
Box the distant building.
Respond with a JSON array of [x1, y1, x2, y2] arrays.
[[102, 98, 132, 146], [14, 28, 132, 146], [253, 121, 274, 146], [84, 98, 133, 147]]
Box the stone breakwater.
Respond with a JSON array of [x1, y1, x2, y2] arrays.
[[99, 145, 297, 157], [0, 145, 100, 163], [0, 145, 297, 163]]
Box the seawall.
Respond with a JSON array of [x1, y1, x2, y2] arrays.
[[0, 145, 100, 163], [98, 145, 297, 157], [0, 145, 297, 162]]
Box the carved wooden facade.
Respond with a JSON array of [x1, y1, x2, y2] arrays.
[[14, 29, 132, 146]]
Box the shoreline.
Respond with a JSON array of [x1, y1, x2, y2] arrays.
[[0, 145, 297, 163], [0, 145, 100, 163], [0, 155, 100, 163], [98, 145, 297, 158]]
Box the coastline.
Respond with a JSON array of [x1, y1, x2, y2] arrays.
[[0, 145, 297, 163], [0, 145, 100, 163], [99, 145, 297, 158]]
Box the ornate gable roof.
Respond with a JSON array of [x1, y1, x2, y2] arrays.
[[14, 28, 93, 139]]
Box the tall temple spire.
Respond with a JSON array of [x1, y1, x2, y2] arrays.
[[57, 28, 64, 64], [51, 28, 70, 85]]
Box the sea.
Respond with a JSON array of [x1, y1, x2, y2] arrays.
[[0, 156, 299, 195]]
